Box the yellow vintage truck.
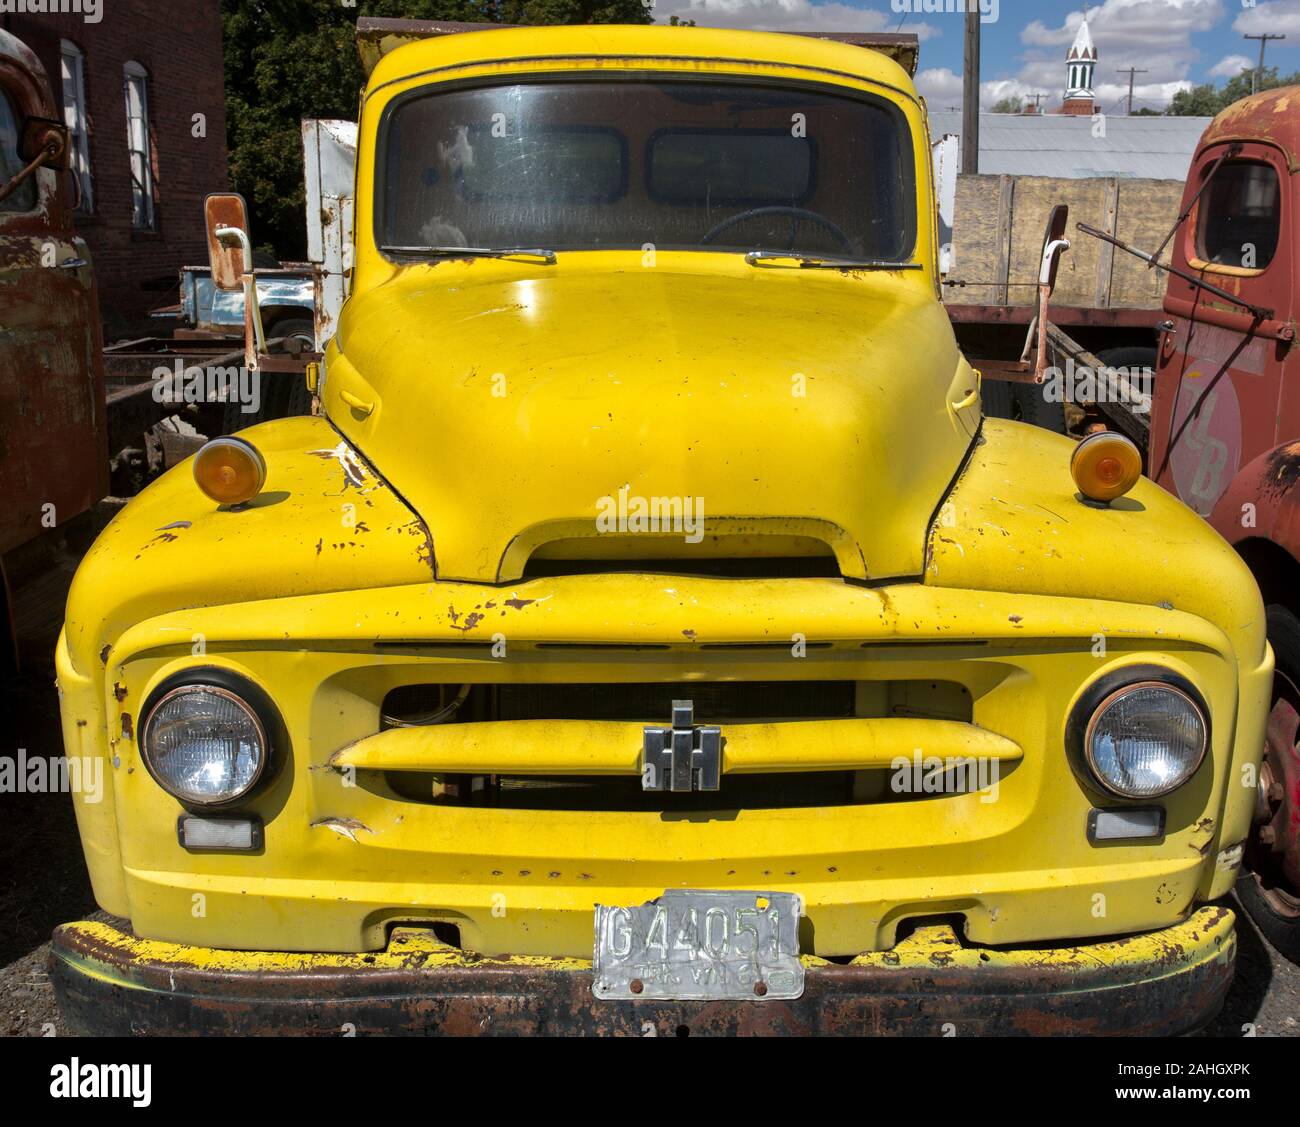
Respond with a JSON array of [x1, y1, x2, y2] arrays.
[[50, 24, 1273, 1036]]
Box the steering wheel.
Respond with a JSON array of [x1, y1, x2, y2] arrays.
[[700, 206, 855, 254]]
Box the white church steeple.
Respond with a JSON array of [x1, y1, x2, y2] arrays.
[[1065, 18, 1098, 99]]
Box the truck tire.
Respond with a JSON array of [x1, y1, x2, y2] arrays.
[[267, 316, 315, 350], [219, 370, 313, 434], [1095, 346, 1157, 375], [1012, 382, 1067, 434], [981, 377, 1014, 419], [1236, 604, 1300, 964]]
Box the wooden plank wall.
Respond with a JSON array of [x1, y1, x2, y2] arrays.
[[945, 174, 1184, 310]]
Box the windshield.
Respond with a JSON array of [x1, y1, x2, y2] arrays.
[[379, 79, 917, 261]]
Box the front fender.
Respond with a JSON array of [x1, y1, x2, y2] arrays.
[[1209, 439, 1300, 569]]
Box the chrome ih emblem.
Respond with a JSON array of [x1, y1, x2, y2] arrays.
[[642, 699, 721, 793]]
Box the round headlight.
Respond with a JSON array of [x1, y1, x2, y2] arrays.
[[141, 684, 268, 806], [1084, 680, 1207, 798]]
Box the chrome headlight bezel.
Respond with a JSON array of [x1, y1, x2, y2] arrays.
[[139, 669, 284, 810], [1067, 665, 1210, 801]]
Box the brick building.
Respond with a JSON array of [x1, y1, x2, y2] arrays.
[[0, 0, 228, 337]]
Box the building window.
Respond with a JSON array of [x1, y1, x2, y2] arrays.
[[0, 87, 37, 213], [60, 41, 93, 213], [123, 61, 154, 230]]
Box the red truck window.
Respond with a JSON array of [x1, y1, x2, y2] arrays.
[[1196, 160, 1280, 270], [0, 88, 37, 213]]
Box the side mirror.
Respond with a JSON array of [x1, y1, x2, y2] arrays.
[[1039, 203, 1070, 294], [20, 117, 69, 169], [203, 192, 265, 368], [204, 192, 251, 292]]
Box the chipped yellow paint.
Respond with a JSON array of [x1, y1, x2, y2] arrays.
[[57, 918, 590, 980], [53, 906, 1234, 984]]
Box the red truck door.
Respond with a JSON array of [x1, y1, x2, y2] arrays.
[[0, 29, 106, 563], [1148, 138, 1294, 525]]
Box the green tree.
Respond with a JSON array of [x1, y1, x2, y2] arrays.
[[990, 95, 1022, 114], [222, 0, 652, 260], [1167, 66, 1300, 116]]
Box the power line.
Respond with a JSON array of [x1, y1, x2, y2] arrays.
[[1244, 33, 1286, 95], [1116, 67, 1148, 115]]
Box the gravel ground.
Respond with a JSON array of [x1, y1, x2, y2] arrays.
[[1, 588, 1296, 1038]]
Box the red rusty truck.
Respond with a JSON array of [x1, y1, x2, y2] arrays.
[[0, 27, 106, 669]]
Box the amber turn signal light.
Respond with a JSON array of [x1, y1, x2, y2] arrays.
[[193, 436, 267, 506], [1070, 431, 1142, 503]]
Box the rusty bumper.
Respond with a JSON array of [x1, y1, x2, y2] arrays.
[[50, 908, 1235, 1037]]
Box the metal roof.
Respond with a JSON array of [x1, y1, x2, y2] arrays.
[[928, 111, 1214, 181]]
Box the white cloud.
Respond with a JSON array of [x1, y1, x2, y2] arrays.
[[914, 66, 963, 106], [651, 0, 940, 36], [915, 67, 1056, 111], [1092, 79, 1196, 111], [1235, 1, 1300, 39], [1208, 53, 1253, 79], [1021, 0, 1224, 50]]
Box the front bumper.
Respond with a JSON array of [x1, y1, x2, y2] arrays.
[[51, 907, 1235, 1037]]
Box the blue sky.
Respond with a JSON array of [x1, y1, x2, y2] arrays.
[[651, 0, 1300, 111]]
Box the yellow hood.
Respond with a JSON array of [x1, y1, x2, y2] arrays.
[[324, 254, 978, 583]]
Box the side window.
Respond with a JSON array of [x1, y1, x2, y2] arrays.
[[0, 87, 37, 214], [1197, 160, 1280, 270], [123, 61, 154, 230], [61, 40, 93, 213]]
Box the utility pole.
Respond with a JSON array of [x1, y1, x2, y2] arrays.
[[1028, 93, 1046, 114], [1117, 67, 1147, 115], [1244, 33, 1285, 95], [962, 7, 980, 173]]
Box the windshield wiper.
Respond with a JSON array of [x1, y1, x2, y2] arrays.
[[381, 245, 557, 265], [744, 250, 923, 270]]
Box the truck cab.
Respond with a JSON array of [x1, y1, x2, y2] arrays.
[[50, 25, 1272, 1036]]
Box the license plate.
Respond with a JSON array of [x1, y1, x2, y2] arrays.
[[593, 890, 804, 1001]]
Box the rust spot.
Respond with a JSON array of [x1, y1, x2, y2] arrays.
[[1263, 441, 1300, 498], [99, 645, 110, 664], [315, 539, 323, 556], [1008, 615, 1023, 625], [76, 719, 87, 728], [121, 713, 133, 740], [682, 628, 697, 640], [412, 522, 434, 569], [503, 597, 535, 611], [113, 683, 128, 702]]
